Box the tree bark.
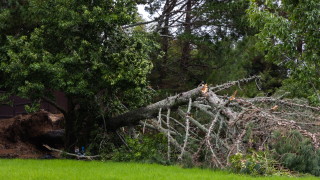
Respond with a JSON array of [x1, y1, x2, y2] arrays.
[[106, 86, 203, 130], [180, 0, 192, 72], [64, 99, 76, 152], [158, 0, 177, 88]]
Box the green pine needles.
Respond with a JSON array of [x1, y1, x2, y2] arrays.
[[271, 131, 320, 176]]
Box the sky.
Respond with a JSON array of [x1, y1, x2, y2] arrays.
[[137, 5, 151, 21]]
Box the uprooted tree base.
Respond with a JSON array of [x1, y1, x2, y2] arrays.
[[108, 76, 320, 168], [0, 111, 64, 158]]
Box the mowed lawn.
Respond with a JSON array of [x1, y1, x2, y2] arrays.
[[0, 159, 318, 180]]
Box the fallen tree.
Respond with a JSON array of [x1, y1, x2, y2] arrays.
[[107, 76, 259, 130], [107, 76, 320, 168], [2, 75, 319, 170]]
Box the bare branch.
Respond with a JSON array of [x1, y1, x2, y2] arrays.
[[179, 98, 192, 160], [122, 20, 158, 29], [167, 108, 171, 161], [43, 144, 100, 160], [210, 75, 261, 92]]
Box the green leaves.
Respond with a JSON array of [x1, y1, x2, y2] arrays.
[[0, 0, 157, 113], [247, 0, 320, 104]]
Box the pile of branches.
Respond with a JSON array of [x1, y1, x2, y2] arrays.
[[113, 76, 320, 168]]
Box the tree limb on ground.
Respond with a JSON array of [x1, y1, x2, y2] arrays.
[[43, 144, 100, 160], [107, 76, 320, 168]]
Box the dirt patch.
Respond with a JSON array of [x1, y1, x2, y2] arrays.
[[0, 111, 64, 158]]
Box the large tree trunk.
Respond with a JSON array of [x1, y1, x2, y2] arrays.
[[64, 99, 76, 153], [106, 86, 203, 130], [180, 0, 192, 72], [160, 0, 171, 74], [158, 14, 169, 87], [157, 0, 177, 88]]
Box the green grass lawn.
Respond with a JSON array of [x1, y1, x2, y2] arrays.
[[0, 159, 318, 180]]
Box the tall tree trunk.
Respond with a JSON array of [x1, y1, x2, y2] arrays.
[[180, 0, 192, 73], [159, 15, 170, 86], [64, 99, 76, 153], [158, 0, 177, 88]]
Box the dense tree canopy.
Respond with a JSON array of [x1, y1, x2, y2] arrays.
[[140, 0, 285, 96], [247, 0, 320, 104], [0, 0, 157, 150]]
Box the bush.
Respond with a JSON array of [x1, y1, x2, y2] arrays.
[[108, 133, 170, 165], [230, 151, 279, 176], [24, 102, 40, 114]]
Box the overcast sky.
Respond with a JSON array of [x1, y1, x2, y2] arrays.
[[137, 5, 151, 21]]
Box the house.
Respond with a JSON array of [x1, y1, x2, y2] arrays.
[[0, 90, 67, 119]]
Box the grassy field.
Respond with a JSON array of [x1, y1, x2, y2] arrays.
[[0, 159, 318, 180]]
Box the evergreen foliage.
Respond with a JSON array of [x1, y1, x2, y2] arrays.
[[271, 131, 320, 176], [147, 0, 285, 97]]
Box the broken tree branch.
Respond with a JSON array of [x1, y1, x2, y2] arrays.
[[102, 76, 319, 166], [107, 86, 203, 130], [179, 98, 192, 160], [43, 144, 100, 160], [210, 75, 260, 92], [167, 108, 171, 161]]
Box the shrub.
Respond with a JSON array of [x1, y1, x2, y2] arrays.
[[109, 133, 170, 165], [24, 102, 40, 114], [230, 151, 279, 176]]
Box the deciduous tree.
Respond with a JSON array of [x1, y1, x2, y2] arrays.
[[247, 0, 320, 104], [0, 0, 156, 151]]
